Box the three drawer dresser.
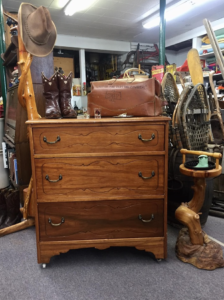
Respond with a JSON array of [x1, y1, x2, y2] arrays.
[[26, 117, 170, 266]]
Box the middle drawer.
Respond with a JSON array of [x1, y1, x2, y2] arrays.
[[35, 155, 165, 201]]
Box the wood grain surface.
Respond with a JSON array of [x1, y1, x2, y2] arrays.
[[38, 199, 164, 241], [38, 237, 165, 263], [27, 116, 171, 125], [33, 124, 164, 154], [35, 156, 164, 201], [28, 117, 169, 264]]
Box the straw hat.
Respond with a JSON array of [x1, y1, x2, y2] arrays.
[[18, 3, 57, 57]]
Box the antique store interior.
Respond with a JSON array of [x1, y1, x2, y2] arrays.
[[0, 0, 224, 299]]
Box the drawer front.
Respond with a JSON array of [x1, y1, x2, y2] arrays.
[[33, 124, 164, 154], [38, 199, 164, 241], [35, 156, 165, 201]]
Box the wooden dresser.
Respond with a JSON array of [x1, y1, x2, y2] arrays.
[[26, 117, 169, 265]]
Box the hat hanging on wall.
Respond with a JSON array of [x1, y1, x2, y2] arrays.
[[18, 3, 57, 57]]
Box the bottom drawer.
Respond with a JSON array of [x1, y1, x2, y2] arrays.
[[38, 200, 164, 241]]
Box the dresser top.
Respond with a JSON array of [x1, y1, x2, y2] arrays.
[[26, 116, 170, 125]]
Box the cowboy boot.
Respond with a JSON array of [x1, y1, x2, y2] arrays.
[[0, 188, 8, 227], [58, 71, 77, 118], [0, 189, 22, 229], [42, 71, 61, 119]]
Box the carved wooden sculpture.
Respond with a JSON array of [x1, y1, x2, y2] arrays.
[[175, 149, 224, 270]]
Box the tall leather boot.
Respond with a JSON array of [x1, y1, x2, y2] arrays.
[[58, 71, 77, 118], [0, 190, 22, 229], [0, 188, 8, 227], [42, 71, 61, 119]]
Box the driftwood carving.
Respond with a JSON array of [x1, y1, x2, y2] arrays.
[[176, 228, 224, 270], [175, 149, 224, 269]]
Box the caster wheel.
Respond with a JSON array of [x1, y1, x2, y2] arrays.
[[157, 259, 162, 262], [42, 264, 47, 269]]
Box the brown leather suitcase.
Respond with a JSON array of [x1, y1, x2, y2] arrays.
[[87, 74, 163, 117]]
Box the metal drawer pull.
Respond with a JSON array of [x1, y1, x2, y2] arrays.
[[45, 174, 62, 182], [139, 214, 154, 223], [138, 133, 155, 142], [138, 171, 155, 179], [48, 217, 65, 227], [43, 135, 60, 144]]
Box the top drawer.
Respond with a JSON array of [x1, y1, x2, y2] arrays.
[[32, 124, 165, 154]]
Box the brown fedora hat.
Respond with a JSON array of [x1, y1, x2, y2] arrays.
[[18, 3, 57, 57]]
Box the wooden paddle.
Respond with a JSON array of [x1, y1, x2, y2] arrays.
[[187, 48, 204, 86], [187, 48, 214, 142]]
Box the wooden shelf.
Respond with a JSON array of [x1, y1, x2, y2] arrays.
[[199, 49, 224, 59], [3, 136, 15, 148], [203, 73, 223, 78], [7, 84, 19, 92], [9, 176, 19, 189], [2, 36, 18, 67]]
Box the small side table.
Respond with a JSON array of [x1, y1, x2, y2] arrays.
[[175, 149, 224, 270]]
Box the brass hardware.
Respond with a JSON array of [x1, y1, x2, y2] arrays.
[[45, 174, 62, 183], [43, 136, 60, 144], [48, 217, 65, 227], [139, 214, 154, 223], [138, 171, 155, 180], [138, 133, 155, 142]]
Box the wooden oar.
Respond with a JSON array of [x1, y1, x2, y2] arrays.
[[187, 48, 204, 86], [187, 48, 214, 142]]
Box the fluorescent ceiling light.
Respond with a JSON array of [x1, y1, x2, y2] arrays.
[[64, 0, 97, 16], [55, 0, 70, 9], [142, 0, 213, 29]]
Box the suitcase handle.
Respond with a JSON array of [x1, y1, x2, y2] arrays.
[[124, 68, 145, 78]]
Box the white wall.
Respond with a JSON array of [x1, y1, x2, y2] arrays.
[[166, 17, 224, 47], [175, 47, 192, 67], [165, 50, 176, 65], [55, 34, 130, 53], [165, 47, 192, 67]]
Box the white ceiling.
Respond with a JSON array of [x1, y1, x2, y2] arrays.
[[2, 0, 224, 44]]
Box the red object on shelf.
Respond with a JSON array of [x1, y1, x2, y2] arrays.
[[176, 59, 189, 72], [0, 104, 4, 118], [151, 65, 164, 83]]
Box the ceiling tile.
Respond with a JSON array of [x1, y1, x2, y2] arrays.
[[92, 0, 121, 10], [2, 0, 224, 44], [93, 15, 130, 26], [28, 0, 55, 7], [49, 0, 70, 9], [120, 0, 158, 7], [2, 0, 20, 12], [84, 7, 108, 16], [122, 12, 139, 20]]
